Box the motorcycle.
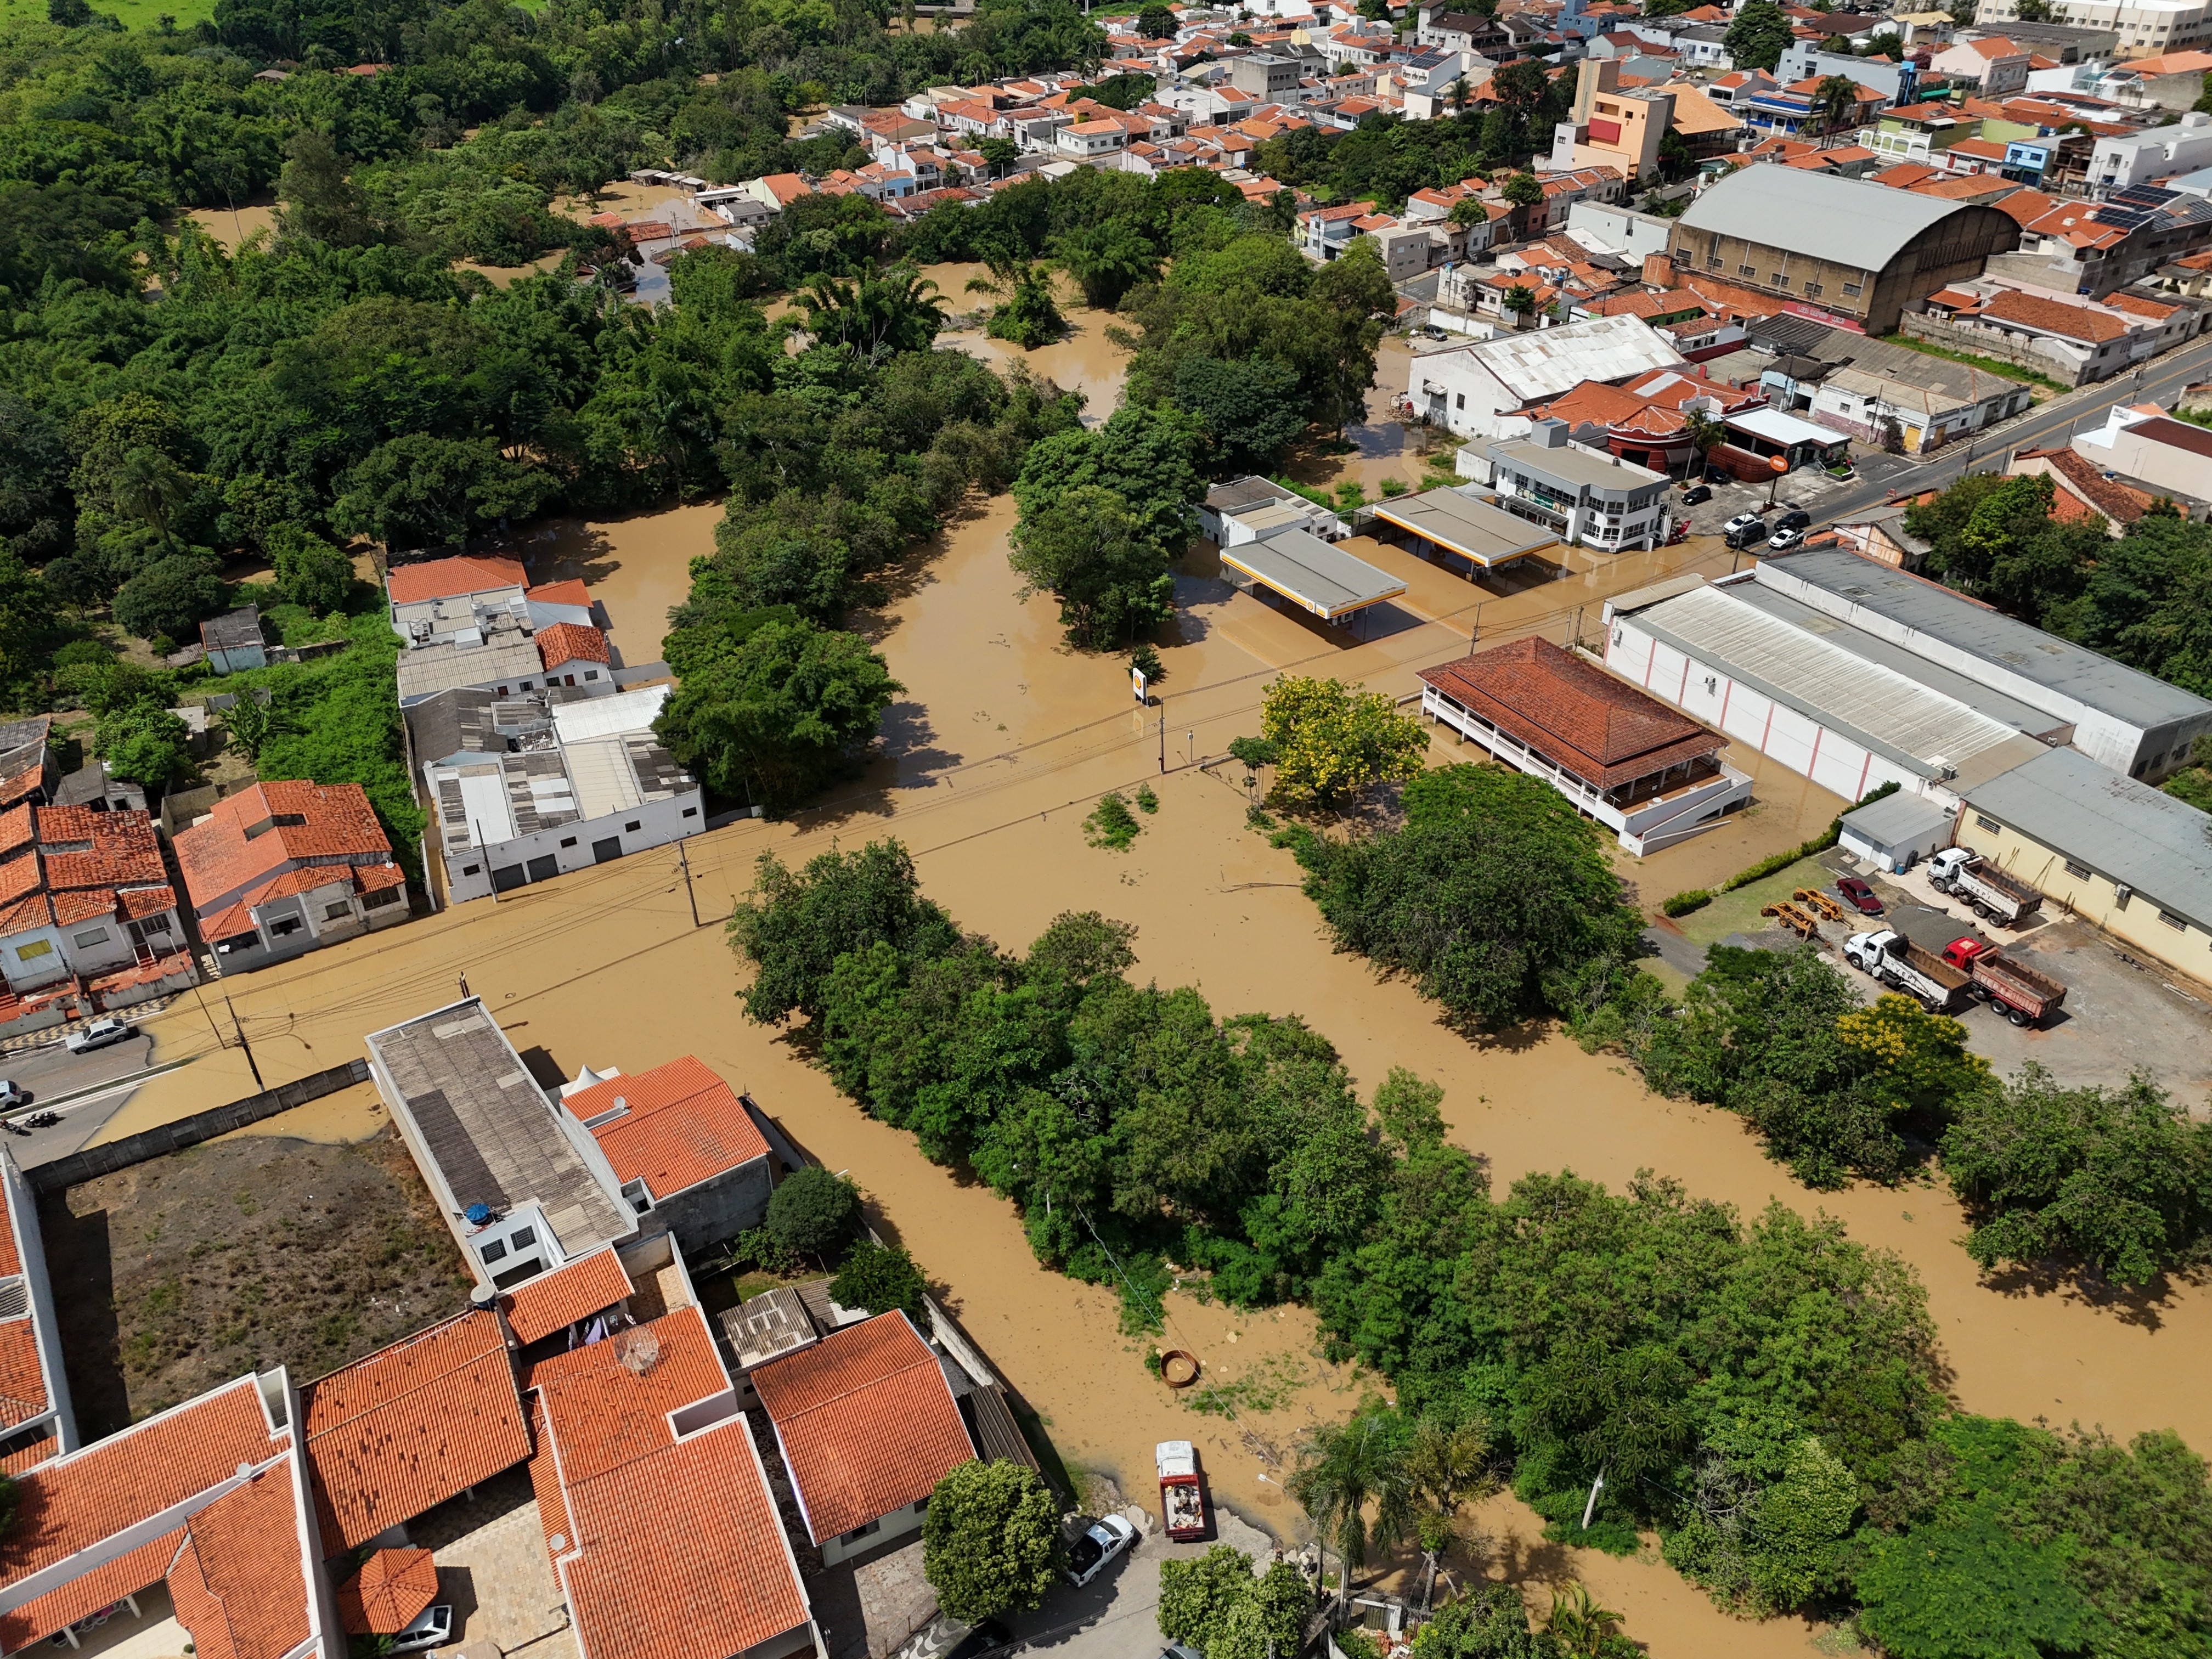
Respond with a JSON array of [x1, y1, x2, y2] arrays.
[[24, 1111, 57, 1128]]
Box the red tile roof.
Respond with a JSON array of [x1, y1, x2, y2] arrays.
[[36, 808, 164, 891], [385, 555, 527, 605], [0, 1378, 281, 1647], [524, 1395, 573, 1571], [2024, 448, 2155, 526], [1417, 637, 1724, 790], [4, 1528, 187, 1650], [174, 782, 396, 920], [528, 1308, 731, 1487], [567, 1058, 771, 1201], [555, 1417, 812, 1659], [1976, 287, 2130, 342], [526, 579, 593, 610], [505, 1248, 636, 1347], [538, 623, 611, 674], [752, 1311, 974, 1544], [167, 1464, 314, 1659], [302, 1310, 529, 1553], [335, 1547, 441, 1635]]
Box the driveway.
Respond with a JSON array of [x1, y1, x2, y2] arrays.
[[993, 1504, 1283, 1659]]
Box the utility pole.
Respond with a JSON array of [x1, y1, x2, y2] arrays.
[[458, 972, 470, 1001], [225, 995, 264, 1092], [193, 987, 226, 1052], [678, 839, 701, 928], [475, 819, 497, 903], [1159, 707, 1166, 774]]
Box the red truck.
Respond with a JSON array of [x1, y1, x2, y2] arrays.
[[1156, 1441, 1207, 1541], [1941, 938, 2069, 1028]]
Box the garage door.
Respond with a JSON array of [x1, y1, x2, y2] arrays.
[[593, 836, 623, 864], [492, 865, 527, 893], [526, 854, 560, 883]]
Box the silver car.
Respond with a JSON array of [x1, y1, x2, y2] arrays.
[[1064, 1514, 1137, 1588]]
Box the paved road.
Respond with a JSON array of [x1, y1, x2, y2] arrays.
[[0, 1034, 162, 1165]]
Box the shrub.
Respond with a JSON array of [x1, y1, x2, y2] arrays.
[[831, 1240, 929, 1325], [1662, 890, 1712, 917], [112, 554, 227, 643], [764, 1166, 864, 1261], [1085, 791, 1142, 850]]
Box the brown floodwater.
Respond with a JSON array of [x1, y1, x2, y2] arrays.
[[184, 202, 278, 253], [97, 320, 2212, 1653]]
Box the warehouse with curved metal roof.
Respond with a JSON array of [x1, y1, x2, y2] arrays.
[[1667, 166, 2021, 333]]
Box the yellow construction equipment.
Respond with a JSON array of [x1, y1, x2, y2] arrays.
[[1761, 901, 1820, 939], [1795, 888, 1846, 922]]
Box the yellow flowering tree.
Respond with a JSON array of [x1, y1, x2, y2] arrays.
[[1836, 993, 1991, 1116], [1259, 675, 1427, 805]]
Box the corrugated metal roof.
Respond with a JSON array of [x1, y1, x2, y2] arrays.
[[1417, 314, 1684, 401], [1757, 549, 2212, 730], [1678, 164, 1991, 273], [1967, 744, 2212, 928], [1841, 788, 1955, 848], [1221, 528, 1407, 617], [1626, 582, 2035, 778]]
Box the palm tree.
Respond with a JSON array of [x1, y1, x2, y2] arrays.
[[1809, 73, 1861, 137], [110, 447, 191, 543], [1682, 404, 1726, 480], [1285, 1407, 1414, 1617], [1406, 1417, 1495, 1611], [1545, 1582, 1624, 1658], [801, 263, 949, 361], [1051, 220, 1160, 311], [966, 255, 1064, 348]]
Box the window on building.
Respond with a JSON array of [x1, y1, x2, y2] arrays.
[[841, 1519, 882, 1545], [1772, 272, 1790, 287], [325, 901, 352, 922], [71, 928, 109, 949], [2063, 859, 2091, 880], [1739, 263, 1757, 276], [625, 821, 641, 832], [270, 917, 302, 938], [2158, 909, 2187, 930], [560, 836, 578, 849], [363, 888, 402, 910], [682, 806, 699, 817], [1803, 281, 1822, 296], [1975, 814, 2000, 833], [1842, 281, 1863, 296], [462, 864, 481, 877], [14, 941, 50, 962], [1455, 393, 1465, 409]]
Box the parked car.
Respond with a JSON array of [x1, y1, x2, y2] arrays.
[[1835, 876, 1883, 916], [1725, 519, 1770, 549], [0, 1081, 25, 1109], [949, 1621, 1012, 1659], [388, 1605, 454, 1655], [1703, 466, 1730, 484], [1767, 526, 1806, 551], [1722, 511, 1764, 537], [64, 1018, 132, 1054], [1681, 484, 1713, 506], [1065, 1514, 1138, 1588], [1776, 509, 1812, 532]]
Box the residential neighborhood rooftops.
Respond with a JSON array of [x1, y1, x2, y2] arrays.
[[385, 555, 528, 605], [174, 781, 396, 919], [504, 1245, 635, 1346], [752, 1310, 977, 1544], [1417, 636, 1723, 789], [565, 1056, 772, 1201], [301, 1308, 530, 1553]]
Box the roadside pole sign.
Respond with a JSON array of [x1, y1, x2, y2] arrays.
[[1132, 665, 1148, 705]]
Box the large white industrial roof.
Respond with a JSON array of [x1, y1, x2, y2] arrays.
[[1625, 580, 2041, 779], [1677, 164, 1995, 273], [552, 683, 673, 742], [1418, 314, 1684, 401]]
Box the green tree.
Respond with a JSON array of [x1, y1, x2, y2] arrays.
[[1724, 0, 1795, 70], [1172, 356, 1307, 476], [1407, 1415, 1496, 1609], [726, 839, 961, 1025], [1858, 1512, 2099, 1659], [830, 1240, 931, 1324], [276, 129, 373, 247], [1258, 675, 1426, 806], [1544, 1583, 1623, 1658], [1940, 1063, 2212, 1286], [1289, 765, 1644, 1029], [1744, 1437, 1858, 1610], [800, 263, 949, 360], [652, 619, 901, 810], [1412, 1584, 1550, 1659], [1500, 171, 1545, 208], [94, 701, 195, 787], [1159, 1545, 1266, 1652], [1053, 219, 1160, 310], [1286, 1402, 1414, 1612], [332, 435, 552, 551], [108, 447, 191, 543], [970, 257, 1066, 348], [922, 1460, 1064, 1622], [1808, 74, 1863, 133], [224, 692, 273, 763], [268, 526, 355, 616], [1136, 1, 1176, 35], [764, 1166, 864, 1262], [111, 555, 226, 643], [1008, 483, 1176, 650]]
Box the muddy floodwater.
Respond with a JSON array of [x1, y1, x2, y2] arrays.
[[106, 313, 2212, 1652]]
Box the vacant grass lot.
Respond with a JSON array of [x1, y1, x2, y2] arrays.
[[41, 1129, 473, 1432]]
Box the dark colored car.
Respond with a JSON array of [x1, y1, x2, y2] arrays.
[[1681, 484, 1713, 506], [1725, 520, 1769, 549], [1704, 467, 1730, 484], [1776, 510, 1813, 532], [950, 1622, 1012, 1659], [1836, 876, 1883, 916]]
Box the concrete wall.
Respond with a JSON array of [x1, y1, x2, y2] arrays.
[[652, 1155, 775, 1257], [818, 1496, 929, 1566], [1901, 311, 2098, 386], [444, 788, 704, 904], [1953, 808, 2212, 975], [3, 1151, 76, 1453]]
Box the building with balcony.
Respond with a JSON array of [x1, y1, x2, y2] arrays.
[[1486, 419, 1673, 549], [1417, 635, 1752, 854]]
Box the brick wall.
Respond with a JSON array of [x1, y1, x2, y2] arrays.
[[1898, 311, 2087, 386]]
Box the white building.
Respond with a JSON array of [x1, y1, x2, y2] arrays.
[[420, 685, 704, 903], [1406, 314, 1685, 439], [1976, 0, 2210, 56], [1487, 421, 1674, 550], [2088, 110, 2212, 193]]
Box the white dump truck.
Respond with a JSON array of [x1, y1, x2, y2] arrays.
[[1928, 848, 2043, 928], [1844, 929, 1971, 1012]]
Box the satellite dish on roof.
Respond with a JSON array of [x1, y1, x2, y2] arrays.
[[614, 1327, 661, 1376]]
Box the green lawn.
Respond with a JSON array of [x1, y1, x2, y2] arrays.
[[1, 0, 221, 32], [1671, 853, 1847, 950]]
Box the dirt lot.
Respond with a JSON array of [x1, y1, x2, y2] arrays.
[[39, 1129, 473, 1433]]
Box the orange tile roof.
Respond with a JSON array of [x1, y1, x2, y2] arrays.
[[1977, 287, 2130, 342], [385, 555, 527, 605], [538, 623, 611, 674], [2104, 291, 2176, 320], [568, 1058, 771, 1200], [174, 782, 395, 919], [526, 579, 593, 609], [505, 1248, 636, 1347], [555, 1416, 812, 1659], [525, 1394, 573, 1571], [0, 1321, 45, 1430], [167, 1464, 314, 1659], [0, 1378, 281, 1644], [528, 1308, 731, 1487], [0, 806, 31, 861], [3, 1527, 188, 1650], [752, 1312, 975, 1543], [37, 808, 165, 891], [335, 1547, 441, 1635], [302, 1310, 529, 1553]]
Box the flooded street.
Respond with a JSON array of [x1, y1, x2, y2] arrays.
[[101, 310, 2212, 1654]]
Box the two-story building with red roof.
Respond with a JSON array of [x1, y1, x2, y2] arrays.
[[172, 781, 409, 970]]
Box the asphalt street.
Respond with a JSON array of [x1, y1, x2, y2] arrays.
[[0, 1033, 163, 1164]]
